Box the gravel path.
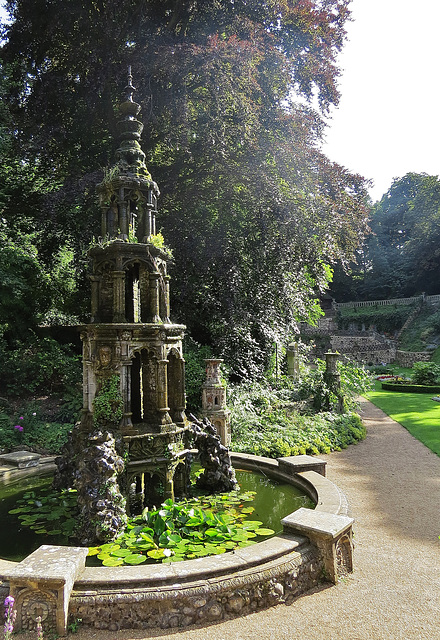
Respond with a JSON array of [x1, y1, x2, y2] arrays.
[[21, 398, 440, 640]]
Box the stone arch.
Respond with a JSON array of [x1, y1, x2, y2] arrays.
[[124, 260, 141, 322], [167, 347, 185, 425], [130, 347, 159, 426], [92, 259, 116, 323]]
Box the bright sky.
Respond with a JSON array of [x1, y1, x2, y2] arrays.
[[323, 0, 440, 202]]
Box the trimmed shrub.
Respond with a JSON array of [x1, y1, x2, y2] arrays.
[[382, 383, 440, 393]]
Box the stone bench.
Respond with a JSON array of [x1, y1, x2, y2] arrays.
[[282, 508, 354, 583], [3, 545, 88, 636], [0, 451, 41, 469], [278, 454, 327, 477]]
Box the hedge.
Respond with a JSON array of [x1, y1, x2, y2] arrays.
[[381, 382, 440, 393]]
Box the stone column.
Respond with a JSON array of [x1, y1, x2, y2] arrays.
[[164, 275, 171, 323], [324, 351, 343, 413], [287, 342, 300, 380], [144, 204, 153, 241], [149, 272, 161, 323], [100, 205, 108, 237], [112, 270, 126, 322], [121, 362, 135, 434], [157, 359, 172, 429], [119, 188, 129, 240], [90, 276, 100, 323]]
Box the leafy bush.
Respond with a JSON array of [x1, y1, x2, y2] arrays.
[[93, 375, 123, 427], [381, 382, 440, 393], [0, 334, 81, 396], [183, 337, 213, 411], [231, 405, 366, 458], [229, 374, 367, 458], [0, 404, 72, 453], [399, 307, 440, 351], [411, 361, 440, 385], [297, 358, 372, 412]]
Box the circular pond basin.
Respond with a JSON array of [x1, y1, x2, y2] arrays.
[[0, 468, 314, 563], [0, 454, 353, 633]]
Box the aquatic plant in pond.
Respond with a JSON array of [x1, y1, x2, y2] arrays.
[[9, 487, 78, 539], [88, 490, 275, 565], [10, 487, 274, 565]]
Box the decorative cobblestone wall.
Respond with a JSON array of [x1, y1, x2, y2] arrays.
[[69, 545, 321, 631], [395, 351, 431, 367], [329, 336, 396, 364]]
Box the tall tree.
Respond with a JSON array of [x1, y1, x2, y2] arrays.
[[1, 0, 370, 376], [331, 172, 440, 302]]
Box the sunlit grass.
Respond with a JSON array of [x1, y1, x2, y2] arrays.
[[366, 379, 440, 456]]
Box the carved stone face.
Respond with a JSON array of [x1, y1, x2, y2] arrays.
[[99, 346, 112, 366]]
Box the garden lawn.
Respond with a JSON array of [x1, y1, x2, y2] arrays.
[[366, 380, 440, 456]]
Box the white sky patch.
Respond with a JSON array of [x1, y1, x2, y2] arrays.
[[323, 0, 440, 202]]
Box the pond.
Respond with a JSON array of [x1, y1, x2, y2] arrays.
[[0, 468, 314, 563]]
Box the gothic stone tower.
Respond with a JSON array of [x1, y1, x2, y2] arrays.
[[79, 70, 189, 510]]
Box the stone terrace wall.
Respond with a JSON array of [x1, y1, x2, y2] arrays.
[[329, 336, 396, 365], [395, 351, 431, 367]]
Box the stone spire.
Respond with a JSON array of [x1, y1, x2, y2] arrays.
[[96, 67, 159, 242], [115, 66, 149, 176]]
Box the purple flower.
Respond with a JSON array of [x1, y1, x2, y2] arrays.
[[19, 416, 23, 420], [4, 595, 16, 640], [13, 425, 23, 432]]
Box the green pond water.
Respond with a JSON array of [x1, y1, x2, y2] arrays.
[[0, 469, 314, 563]]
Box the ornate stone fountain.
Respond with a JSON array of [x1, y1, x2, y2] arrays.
[[56, 69, 193, 541]]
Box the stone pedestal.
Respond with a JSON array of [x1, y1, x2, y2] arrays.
[[282, 508, 354, 583], [201, 359, 231, 446], [286, 342, 300, 380], [4, 545, 88, 636]]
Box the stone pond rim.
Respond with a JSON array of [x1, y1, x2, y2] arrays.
[[0, 452, 354, 634]]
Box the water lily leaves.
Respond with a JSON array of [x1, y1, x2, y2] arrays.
[[147, 549, 166, 560], [102, 556, 124, 567], [9, 479, 276, 567], [124, 553, 147, 565], [241, 520, 264, 531], [255, 528, 275, 536], [111, 548, 133, 558], [168, 533, 182, 544], [241, 506, 255, 514], [162, 555, 183, 563], [99, 543, 121, 553], [97, 544, 120, 560]]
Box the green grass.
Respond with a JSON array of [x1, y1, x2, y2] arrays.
[[366, 379, 440, 456]]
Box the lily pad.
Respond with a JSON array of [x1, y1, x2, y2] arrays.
[[102, 556, 124, 567], [124, 554, 147, 565], [255, 528, 275, 536], [111, 548, 133, 558]]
